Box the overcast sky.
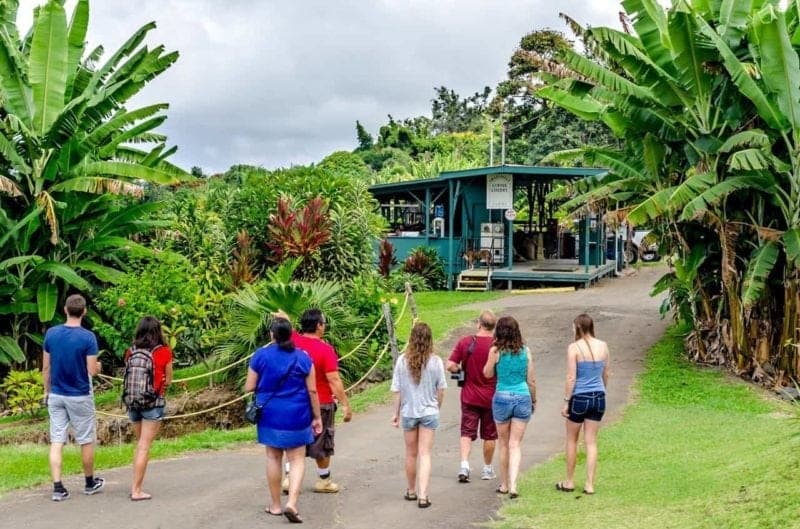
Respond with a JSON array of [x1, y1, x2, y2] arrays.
[[20, 1, 635, 174]]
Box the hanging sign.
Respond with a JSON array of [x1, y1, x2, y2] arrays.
[[504, 208, 517, 221], [486, 174, 513, 209]]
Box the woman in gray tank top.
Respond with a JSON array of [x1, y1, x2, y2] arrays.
[[556, 314, 609, 495]]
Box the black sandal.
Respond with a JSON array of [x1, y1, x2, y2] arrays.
[[495, 487, 509, 494], [418, 497, 431, 508], [284, 508, 303, 524], [404, 490, 418, 501]]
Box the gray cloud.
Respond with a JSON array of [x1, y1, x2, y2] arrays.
[[20, 0, 628, 173]]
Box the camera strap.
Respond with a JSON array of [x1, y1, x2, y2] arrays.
[[463, 336, 477, 382]]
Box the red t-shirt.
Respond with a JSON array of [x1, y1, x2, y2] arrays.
[[448, 335, 496, 408], [292, 331, 338, 405], [124, 344, 173, 396]]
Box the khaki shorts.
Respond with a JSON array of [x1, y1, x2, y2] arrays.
[[306, 403, 336, 459], [48, 394, 96, 445]]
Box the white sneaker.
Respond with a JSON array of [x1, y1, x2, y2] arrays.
[[458, 466, 470, 483], [481, 466, 496, 480]]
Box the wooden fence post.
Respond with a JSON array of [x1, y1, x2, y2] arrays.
[[404, 282, 418, 322], [383, 302, 399, 366]]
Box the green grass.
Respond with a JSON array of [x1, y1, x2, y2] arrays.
[[496, 326, 800, 529], [395, 290, 504, 343], [0, 427, 254, 495]]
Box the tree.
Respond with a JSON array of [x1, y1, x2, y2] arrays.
[[355, 120, 374, 151], [539, 0, 800, 382], [430, 86, 491, 134], [0, 0, 187, 364]]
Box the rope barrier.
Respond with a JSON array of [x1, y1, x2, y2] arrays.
[[93, 292, 413, 419], [95, 392, 251, 421], [338, 312, 385, 362]]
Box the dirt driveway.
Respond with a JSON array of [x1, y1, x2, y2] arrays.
[[0, 266, 668, 529]]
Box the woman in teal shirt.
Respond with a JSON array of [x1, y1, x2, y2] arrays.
[[483, 316, 536, 499]]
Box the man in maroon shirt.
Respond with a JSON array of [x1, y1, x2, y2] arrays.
[[279, 308, 352, 493], [446, 310, 498, 482]]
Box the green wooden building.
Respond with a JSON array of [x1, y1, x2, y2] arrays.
[[368, 164, 619, 290]]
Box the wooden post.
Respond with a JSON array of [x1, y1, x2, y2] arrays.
[[404, 282, 418, 322], [383, 302, 400, 365]]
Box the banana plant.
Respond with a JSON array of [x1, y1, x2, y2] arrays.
[[0, 0, 189, 363]]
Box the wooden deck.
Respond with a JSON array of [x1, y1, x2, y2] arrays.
[[487, 259, 618, 289]]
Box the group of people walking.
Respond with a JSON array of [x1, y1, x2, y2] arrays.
[[41, 295, 609, 525]]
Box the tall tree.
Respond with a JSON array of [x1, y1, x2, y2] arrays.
[[0, 0, 187, 364]]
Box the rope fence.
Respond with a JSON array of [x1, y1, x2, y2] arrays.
[[93, 289, 414, 421]]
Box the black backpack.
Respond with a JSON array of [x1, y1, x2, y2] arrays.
[[122, 347, 159, 410]]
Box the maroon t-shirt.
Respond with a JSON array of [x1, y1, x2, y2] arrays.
[[448, 335, 496, 408]]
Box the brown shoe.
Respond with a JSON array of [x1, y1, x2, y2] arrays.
[[313, 477, 339, 493]]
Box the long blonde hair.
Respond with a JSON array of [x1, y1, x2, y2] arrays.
[[406, 322, 433, 384]]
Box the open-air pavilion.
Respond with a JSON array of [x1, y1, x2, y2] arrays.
[[368, 164, 621, 290]]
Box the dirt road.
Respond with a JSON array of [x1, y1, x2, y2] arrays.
[[0, 266, 668, 529]]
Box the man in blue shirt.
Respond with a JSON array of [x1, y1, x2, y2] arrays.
[[42, 294, 105, 501]]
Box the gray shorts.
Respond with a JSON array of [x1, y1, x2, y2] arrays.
[[48, 394, 97, 445]]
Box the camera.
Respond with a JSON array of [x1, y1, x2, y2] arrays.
[[450, 369, 465, 387]]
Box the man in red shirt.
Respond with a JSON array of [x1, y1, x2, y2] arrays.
[[281, 308, 352, 493], [446, 310, 498, 482]]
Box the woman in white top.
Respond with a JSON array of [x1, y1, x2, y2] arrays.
[[391, 322, 447, 509], [557, 313, 610, 495]]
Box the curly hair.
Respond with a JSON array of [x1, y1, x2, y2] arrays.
[[493, 316, 523, 354], [406, 321, 433, 385]]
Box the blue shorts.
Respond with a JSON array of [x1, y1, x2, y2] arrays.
[[568, 392, 605, 423], [128, 406, 166, 422], [402, 414, 439, 431], [492, 391, 533, 423]]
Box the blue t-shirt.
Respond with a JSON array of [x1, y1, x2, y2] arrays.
[[44, 324, 99, 397]]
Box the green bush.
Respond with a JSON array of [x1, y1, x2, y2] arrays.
[[1, 370, 44, 417]]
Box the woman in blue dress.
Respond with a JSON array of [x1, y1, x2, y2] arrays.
[[245, 317, 322, 523]]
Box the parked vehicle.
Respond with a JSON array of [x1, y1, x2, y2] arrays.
[[606, 229, 660, 264]]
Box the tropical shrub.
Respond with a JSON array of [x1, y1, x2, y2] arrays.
[[539, 0, 800, 381], [267, 196, 331, 277], [378, 239, 397, 277], [1, 370, 44, 416], [0, 0, 187, 363], [402, 246, 446, 290]]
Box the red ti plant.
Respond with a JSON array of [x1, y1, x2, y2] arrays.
[[267, 195, 331, 274], [378, 238, 396, 277]]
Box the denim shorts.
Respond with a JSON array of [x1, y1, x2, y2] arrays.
[[401, 414, 439, 431], [568, 392, 605, 423], [492, 391, 533, 424], [128, 406, 166, 422]]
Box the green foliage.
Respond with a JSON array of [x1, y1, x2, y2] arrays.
[[385, 270, 430, 293], [538, 0, 800, 380], [0, 0, 188, 363], [401, 246, 446, 290], [431, 85, 492, 134], [318, 151, 373, 181], [1, 370, 44, 417], [93, 255, 207, 362]]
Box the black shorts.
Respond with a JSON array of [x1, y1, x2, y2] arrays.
[[307, 403, 336, 459], [568, 392, 605, 423]]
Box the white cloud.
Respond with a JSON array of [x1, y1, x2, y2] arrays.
[[18, 0, 628, 173]]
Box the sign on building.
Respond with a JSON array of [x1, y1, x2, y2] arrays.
[[486, 174, 513, 210]]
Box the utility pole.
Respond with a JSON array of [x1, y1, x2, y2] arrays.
[[501, 121, 507, 165]]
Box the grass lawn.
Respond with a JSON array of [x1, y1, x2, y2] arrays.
[[496, 326, 800, 529], [0, 289, 504, 495]]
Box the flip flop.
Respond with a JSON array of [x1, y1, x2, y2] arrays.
[[495, 487, 509, 494], [284, 507, 303, 524], [417, 497, 431, 508], [130, 493, 152, 502], [555, 482, 575, 492], [404, 490, 418, 501], [265, 506, 283, 516], [583, 489, 595, 495], [509, 492, 519, 499]]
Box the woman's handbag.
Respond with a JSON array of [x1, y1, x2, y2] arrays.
[[244, 356, 299, 425], [244, 397, 261, 424]]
